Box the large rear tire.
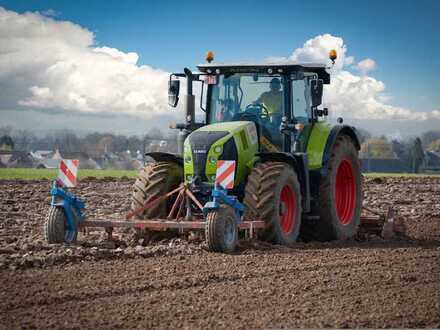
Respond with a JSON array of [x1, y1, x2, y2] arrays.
[[316, 135, 361, 240], [243, 162, 302, 245], [131, 161, 183, 219]]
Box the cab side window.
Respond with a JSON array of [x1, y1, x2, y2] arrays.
[[291, 79, 310, 123]]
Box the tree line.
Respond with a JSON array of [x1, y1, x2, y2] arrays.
[[0, 126, 178, 156]]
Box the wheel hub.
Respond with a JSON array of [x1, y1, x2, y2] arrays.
[[279, 185, 296, 234], [335, 159, 356, 225]]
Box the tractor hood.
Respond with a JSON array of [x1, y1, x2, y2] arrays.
[[183, 121, 259, 185], [195, 121, 255, 134]]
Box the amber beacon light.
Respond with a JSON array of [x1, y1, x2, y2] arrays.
[[329, 49, 337, 64], [206, 51, 214, 63]]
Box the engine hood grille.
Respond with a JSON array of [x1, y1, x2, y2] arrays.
[[189, 131, 229, 181]]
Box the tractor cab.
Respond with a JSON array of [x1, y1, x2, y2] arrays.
[[197, 63, 330, 153], [168, 62, 330, 157]]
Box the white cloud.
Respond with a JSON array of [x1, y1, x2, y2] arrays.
[[0, 7, 170, 118], [288, 34, 354, 71], [282, 33, 440, 124], [93, 46, 139, 65], [0, 7, 438, 137], [324, 71, 432, 120], [356, 58, 376, 74]]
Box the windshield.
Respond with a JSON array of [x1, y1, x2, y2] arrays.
[[208, 74, 284, 123]]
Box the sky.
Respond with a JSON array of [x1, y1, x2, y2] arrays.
[[0, 0, 439, 137]]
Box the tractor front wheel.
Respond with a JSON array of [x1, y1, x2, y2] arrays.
[[205, 205, 238, 253], [244, 162, 302, 245], [131, 161, 183, 243], [131, 161, 183, 219]]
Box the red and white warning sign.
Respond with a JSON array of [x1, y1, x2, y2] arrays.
[[215, 160, 236, 189], [57, 159, 79, 188]]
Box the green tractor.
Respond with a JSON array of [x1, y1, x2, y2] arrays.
[[131, 51, 362, 252]]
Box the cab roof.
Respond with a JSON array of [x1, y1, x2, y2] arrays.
[[197, 62, 330, 84]]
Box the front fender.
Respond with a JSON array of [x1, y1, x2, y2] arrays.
[[145, 152, 183, 166], [321, 125, 361, 176], [256, 152, 298, 168]]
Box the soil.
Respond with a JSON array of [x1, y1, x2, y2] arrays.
[[0, 176, 439, 329]]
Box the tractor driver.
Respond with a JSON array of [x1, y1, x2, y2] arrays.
[[255, 77, 283, 121]]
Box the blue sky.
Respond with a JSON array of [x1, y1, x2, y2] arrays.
[[0, 0, 439, 135], [2, 0, 439, 113]]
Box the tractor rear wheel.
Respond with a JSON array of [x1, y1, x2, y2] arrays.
[[205, 205, 238, 253], [131, 161, 183, 219], [316, 135, 361, 240], [243, 162, 302, 245]]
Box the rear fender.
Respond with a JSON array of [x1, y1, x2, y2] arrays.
[[321, 125, 361, 177], [145, 152, 183, 167], [257, 152, 311, 212]]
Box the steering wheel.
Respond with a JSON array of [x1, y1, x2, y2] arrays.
[[244, 103, 270, 119], [231, 103, 271, 122]]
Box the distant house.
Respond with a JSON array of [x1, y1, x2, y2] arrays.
[[30, 150, 54, 159], [35, 159, 60, 169], [0, 150, 34, 168], [32, 149, 101, 170], [424, 151, 440, 171], [55, 150, 101, 170], [361, 158, 410, 173], [0, 135, 14, 151]]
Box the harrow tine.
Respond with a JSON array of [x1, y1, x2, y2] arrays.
[[185, 188, 204, 211], [126, 184, 185, 220], [176, 191, 186, 220], [167, 189, 184, 219]]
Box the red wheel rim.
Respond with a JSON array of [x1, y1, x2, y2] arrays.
[[280, 184, 296, 234], [335, 159, 356, 225]]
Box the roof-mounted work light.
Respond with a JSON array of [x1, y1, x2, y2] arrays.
[[206, 51, 214, 63], [329, 49, 337, 64]]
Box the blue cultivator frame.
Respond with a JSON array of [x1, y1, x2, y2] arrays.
[[203, 183, 245, 219], [50, 181, 86, 242]]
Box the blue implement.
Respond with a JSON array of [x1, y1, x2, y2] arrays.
[[203, 183, 244, 219], [50, 181, 86, 241]]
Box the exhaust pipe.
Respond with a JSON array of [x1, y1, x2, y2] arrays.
[[177, 68, 195, 155]]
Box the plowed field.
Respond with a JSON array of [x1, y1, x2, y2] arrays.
[[1, 176, 439, 329]]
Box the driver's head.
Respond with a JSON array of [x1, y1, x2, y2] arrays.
[[269, 78, 281, 92]]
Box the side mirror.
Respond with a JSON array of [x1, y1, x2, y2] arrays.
[[168, 79, 180, 107], [310, 79, 323, 107]]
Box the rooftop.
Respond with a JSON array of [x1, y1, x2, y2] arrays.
[[197, 62, 330, 83]]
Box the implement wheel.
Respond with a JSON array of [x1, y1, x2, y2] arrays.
[[131, 161, 183, 219], [316, 135, 361, 240], [44, 206, 77, 244], [243, 162, 302, 245], [205, 205, 238, 253]]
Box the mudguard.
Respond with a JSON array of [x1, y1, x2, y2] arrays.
[[321, 125, 361, 177], [145, 152, 183, 166]]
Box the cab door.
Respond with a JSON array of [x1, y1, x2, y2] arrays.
[[291, 76, 314, 153]]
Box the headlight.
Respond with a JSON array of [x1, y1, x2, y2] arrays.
[[214, 145, 222, 154], [184, 155, 192, 163], [209, 156, 217, 165]]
